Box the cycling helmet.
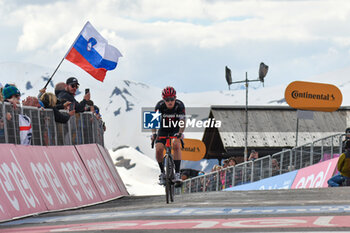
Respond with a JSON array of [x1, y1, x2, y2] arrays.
[[162, 86, 176, 99]]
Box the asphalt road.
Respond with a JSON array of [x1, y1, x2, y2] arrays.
[[1, 187, 350, 232]]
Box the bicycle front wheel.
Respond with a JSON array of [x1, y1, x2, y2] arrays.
[[165, 155, 175, 204]]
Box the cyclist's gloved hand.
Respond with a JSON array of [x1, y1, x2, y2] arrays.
[[175, 133, 184, 139], [151, 134, 157, 141]]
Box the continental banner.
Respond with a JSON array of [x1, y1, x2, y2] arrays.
[[285, 81, 342, 112], [164, 138, 206, 161]]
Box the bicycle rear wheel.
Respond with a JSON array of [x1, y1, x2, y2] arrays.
[[165, 155, 175, 204]]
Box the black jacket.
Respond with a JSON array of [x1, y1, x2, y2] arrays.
[[56, 90, 87, 113], [52, 107, 70, 123]]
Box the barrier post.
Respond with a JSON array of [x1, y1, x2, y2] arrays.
[[2, 103, 9, 143], [331, 135, 334, 158], [37, 108, 43, 145]]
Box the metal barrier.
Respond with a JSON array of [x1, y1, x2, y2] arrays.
[[178, 133, 345, 194], [0, 102, 104, 146]]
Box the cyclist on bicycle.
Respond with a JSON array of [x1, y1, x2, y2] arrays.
[[151, 86, 185, 185]]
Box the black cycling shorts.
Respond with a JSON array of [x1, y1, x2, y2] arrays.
[[156, 128, 179, 145]]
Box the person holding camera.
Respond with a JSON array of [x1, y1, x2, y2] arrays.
[[56, 77, 90, 113], [328, 140, 350, 187]]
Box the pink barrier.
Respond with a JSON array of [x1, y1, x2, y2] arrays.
[[291, 157, 339, 189], [0, 145, 47, 220], [97, 144, 129, 195], [75, 144, 122, 200], [22, 146, 77, 211], [48, 146, 102, 205], [0, 144, 128, 222]]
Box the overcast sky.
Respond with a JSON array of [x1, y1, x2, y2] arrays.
[[1, 0, 350, 92]]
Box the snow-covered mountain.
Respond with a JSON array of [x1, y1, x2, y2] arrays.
[[2, 61, 350, 195]]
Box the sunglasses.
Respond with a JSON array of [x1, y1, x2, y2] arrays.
[[70, 84, 79, 89], [164, 97, 175, 102]]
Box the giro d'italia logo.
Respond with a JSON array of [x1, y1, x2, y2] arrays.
[[143, 110, 161, 129]]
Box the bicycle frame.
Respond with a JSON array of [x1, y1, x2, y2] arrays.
[[158, 136, 177, 203], [152, 135, 184, 204]]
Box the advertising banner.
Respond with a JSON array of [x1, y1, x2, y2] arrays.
[[26, 146, 78, 210], [97, 144, 129, 195], [291, 158, 339, 189], [0, 143, 128, 222], [75, 144, 122, 200], [0, 144, 47, 219], [224, 171, 298, 191], [48, 146, 102, 205], [163, 139, 206, 161], [285, 81, 342, 112]]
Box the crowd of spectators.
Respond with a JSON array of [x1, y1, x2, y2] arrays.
[[1, 77, 106, 145]]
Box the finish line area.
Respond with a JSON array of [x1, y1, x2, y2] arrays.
[[1, 216, 349, 232], [1, 188, 350, 232]]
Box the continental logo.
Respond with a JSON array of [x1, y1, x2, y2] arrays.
[[164, 138, 206, 161], [291, 91, 335, 101], [285, 81, 342, 112], [181, 146, 201, 153]]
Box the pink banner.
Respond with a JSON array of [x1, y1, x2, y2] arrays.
[[0, 143, 128, 222], [47, 146, 102, 205], [291, 157, 339, 189], [97, 144, 129, 195], [0, 144, 47, 220], [25, 146, 78, 210], [75, 144, 122, 200]]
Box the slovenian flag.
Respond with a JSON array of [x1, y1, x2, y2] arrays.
[[65, 21, 122, 82]]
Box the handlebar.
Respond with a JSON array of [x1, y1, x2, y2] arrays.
[[151, 136, 184, 149]]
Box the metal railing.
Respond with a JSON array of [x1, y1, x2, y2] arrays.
[[0, 102, 104, 146], [177, 133, 345, 194]]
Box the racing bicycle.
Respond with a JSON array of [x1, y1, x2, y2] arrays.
[[152, 135, 184, 204]]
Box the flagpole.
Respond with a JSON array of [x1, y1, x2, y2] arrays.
[[43, 57, 65, 89], [42, 21, 90, 89]]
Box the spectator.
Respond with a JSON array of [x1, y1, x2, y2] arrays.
[[212, 164, 222, 172], [2, 84, 21, 109], [22, 96, 41, 107], [37, 87, 46, 99], [223, 159, 228, 168], [198, 171, 205, 176], [228, 157, 237, 167], [40, 92, 75, 123], [248, 150, 259, 161], [181, 172, 189, 181], [328, 140, 350, 187], [0, 117, 4, 142], [94, 105, 106, 131], [342, 127, 350, 152], [85, 100, 95, 112], [55, 82, 66, 96], [0, 83, 3, 102], [271, 158, 280, 176], [56, 77, 90, 113]]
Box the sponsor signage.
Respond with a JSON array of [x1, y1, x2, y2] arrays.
[[224, 171, 298, 191], [48, 146, 102, 205], [291, 157, 338, 189], [97, 145, 129, 195], [163, 138, 206, 161], [75, 145, 121, 200], [181, 139, 206, 161], [0, 145, 47, 219], [285, 81, 342, 112], [27, 146, 77, 210], [225, 157, 338, 192], [0, 144, 127, 222]]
